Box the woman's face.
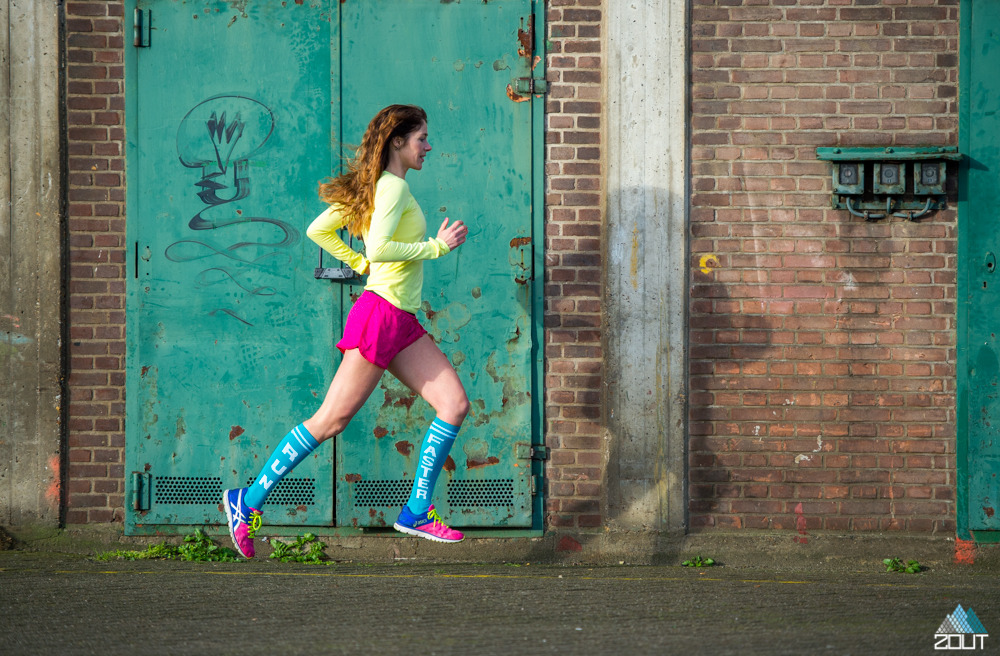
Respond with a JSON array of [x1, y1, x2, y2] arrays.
[[397, 122, 431, 171]]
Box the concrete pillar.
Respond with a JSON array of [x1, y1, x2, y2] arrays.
[[605, 0, 688, 532], [1, 0, 63, 528]]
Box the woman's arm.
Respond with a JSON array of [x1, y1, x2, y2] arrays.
[[306, 206, 370, 274], [365, 178, 450, 263]]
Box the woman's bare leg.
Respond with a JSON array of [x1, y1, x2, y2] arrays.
[[303, 349, 386, 442], [387, 335, 470, 423], [388, 335, 468, 539]]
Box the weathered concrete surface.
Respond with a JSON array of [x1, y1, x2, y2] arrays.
[[2, 549, 999, 655], [3, 524, 984, 574], [0, 0, 63, 528], [605, 0, 688, 532]]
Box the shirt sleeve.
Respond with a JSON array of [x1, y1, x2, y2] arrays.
[[365, 177, 451, 262], [306, 206, 370, 275]]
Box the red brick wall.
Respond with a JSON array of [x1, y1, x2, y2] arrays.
[[689, 0, 958, 532], [65, 0, 127, 524], [61, 0, 606, 528], [542, 0, 605, 530]]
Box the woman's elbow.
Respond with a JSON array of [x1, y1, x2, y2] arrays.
[[305, 223, 323, 244]]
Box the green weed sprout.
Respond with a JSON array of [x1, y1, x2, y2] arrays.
[[682, 556, 715, 568], [268, 533, 325, 564], [883, 557, 923, 574], [94, 529, 239, 562]]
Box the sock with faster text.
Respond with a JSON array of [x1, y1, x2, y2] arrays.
[[405, 417, 460, 516], [243, 423, 319, 512]]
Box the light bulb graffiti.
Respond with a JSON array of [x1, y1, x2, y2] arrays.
[[166, 94, 299, 326]]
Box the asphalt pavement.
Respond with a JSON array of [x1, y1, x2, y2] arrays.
[[1, 550, 998, 655]]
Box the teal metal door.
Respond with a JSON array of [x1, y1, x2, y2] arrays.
[[125, 1, 542, 533], [125, 1, 339, 532], [336, 1, 537, 528], [961, 0, 1000, 533]]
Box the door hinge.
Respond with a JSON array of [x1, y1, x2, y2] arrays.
[[133, 9, 150, 48], [516, 444, 548, 461], [314, 246, 358, 281], [131, 472, 151, 511], [514, 78, 548, 95], [530, 475, 543, 496]]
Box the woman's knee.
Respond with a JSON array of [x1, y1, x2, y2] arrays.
[[439, 393, 470, 423], [305, 410, 351, 442], [455, 394, 471, 420]]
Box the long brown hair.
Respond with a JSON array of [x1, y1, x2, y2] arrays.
[[319, 104, 428, 238]]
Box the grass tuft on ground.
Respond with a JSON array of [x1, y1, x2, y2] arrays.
[[268, 533, 326, 563], [682, 556, 715, 568], [94, 529, 240, 562], [883, 557, 924, 574]]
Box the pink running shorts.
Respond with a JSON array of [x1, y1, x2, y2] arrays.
[[337, 290, 427, 369]]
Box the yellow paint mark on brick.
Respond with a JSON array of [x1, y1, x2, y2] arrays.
[[698, 254, 720, 274]]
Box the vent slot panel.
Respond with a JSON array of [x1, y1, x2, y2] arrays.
[[244, 478, 316, 506], [152, 476, 316, 505], [447, 479, 515, 507], [154, 476, 222, 505], [349, 479, 517, 508], [352, 479, 411, 507]]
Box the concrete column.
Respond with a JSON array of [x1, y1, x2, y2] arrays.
[[1, 0, 63, 528], [605, 0, 688, 532]]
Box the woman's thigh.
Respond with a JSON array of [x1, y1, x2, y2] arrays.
[[387, 335, 469, 425]]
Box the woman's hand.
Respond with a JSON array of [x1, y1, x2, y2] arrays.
[[437, 217, 468, 251]]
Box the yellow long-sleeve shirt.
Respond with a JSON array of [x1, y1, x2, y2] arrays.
[[306, 171, 450, 314]]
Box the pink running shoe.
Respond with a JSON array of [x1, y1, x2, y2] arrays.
[[393, 505, 464, 543], [224, 487, 262, 558]]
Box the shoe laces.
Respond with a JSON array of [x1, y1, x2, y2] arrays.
[[427, 507, 446, 528], [247, 510, 262, 539]]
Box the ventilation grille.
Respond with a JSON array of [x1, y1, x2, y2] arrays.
[[244, 478, 316, 506], [154, 477, 222, 505], [352, 479, 411, 507], [152, 476, 316, 506], [448, 479, 515, 507]]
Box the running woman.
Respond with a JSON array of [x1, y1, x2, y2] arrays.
[[223, 104, 470, 558]]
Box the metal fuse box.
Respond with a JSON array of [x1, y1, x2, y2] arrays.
[[833, 162, 864, 195], [816, 146, 961, 220], [873, 162, 906, 195], [914, 160, 947, 195]]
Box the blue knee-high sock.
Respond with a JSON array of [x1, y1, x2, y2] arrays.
[[406, 417, 460, 516], [244, 423, 319, 511]]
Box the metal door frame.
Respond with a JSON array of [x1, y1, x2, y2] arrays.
[[123, 0, 546, 537], [957, 0, 998, 543]]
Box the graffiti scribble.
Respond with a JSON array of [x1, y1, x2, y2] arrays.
[[195, 267, 276, 297], [167, 94, 299, 326], [209, 308, 253, 326]]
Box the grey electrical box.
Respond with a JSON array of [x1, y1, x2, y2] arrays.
[[873, 162, 905, 195], [914, 160, 946, 195], [833, 162, 864, 195]]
